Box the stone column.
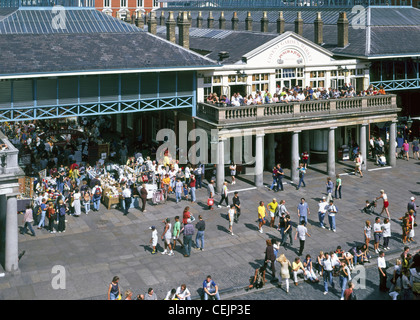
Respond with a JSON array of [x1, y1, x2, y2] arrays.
[[231, 11, 239, 30], [196, 11, 203, 28], [360, 123, 368, 171], [302, 130, 310, 160], [389, 121, 397, 167], [5, 195, 18, 272], [260, 11, 268, 33], [254, 133, 265, 187], [216, 138, 226, 193], [147, 11, 157, 35], [245, 11, 253, 31], [295, 11, 303, 36], [267, 133, 275, 170], [314, 12, 323, 45], [328, 127, 336, 177], [207, 11, 214, 28], [166, 11, 176, 43], [219, 11, 226, 29], [177, 11, 190, 50], [291, 131, 300, 184], [277, 11, 285, 34]]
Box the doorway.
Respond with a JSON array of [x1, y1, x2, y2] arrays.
[[229, 85, 248, 98]]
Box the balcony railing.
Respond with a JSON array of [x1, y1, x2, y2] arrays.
[[196, 94, 397, 125]]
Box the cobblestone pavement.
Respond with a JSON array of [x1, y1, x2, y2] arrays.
[[0, 156, 419, 300]]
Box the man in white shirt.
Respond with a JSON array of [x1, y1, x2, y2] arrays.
[[295, 220, 311, 256], [326, 200, 338, 232], [122, 186, 132, 216], [322, 252, 335, 295], [377, 251, 389, 292], [175, 284, 191, 300]]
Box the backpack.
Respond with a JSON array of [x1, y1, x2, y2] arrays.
[[94, 187, 102, 197], [255, 269, 264, 289]]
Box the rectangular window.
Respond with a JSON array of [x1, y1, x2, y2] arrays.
[[153, 0, 158, 7], [104, 0, 110, 7], [121, 0, 127, 7], [212, 76, 222, 84], [137, 0, 143, 7]]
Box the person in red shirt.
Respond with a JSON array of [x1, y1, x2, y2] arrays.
[[344, 281, 356, 300], [182, 206, 191, 225]]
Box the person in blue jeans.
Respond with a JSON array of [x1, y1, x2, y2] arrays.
[[92, 184, 102, 211], [296, 163, 306, 190], [339, 261, 351, 300], [322, 252, 335, 295], [203, 275, 220, 300], [327, 200, 338, 232], [181, 219, 194, 257], [195, 215, 205, 251], [297, 198, 310, 226], [37, 198, 48, 229]]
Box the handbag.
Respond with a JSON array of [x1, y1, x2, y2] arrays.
[[207, 198, 214, 206]]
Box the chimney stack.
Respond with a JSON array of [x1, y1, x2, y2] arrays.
[[231, 11, 239, 30], [196, 11, 203, 28], [219, 11, 226, 30], [337, 12, 349, 47], [159, 11, 165, 26], [178, 11, 190, 49], [277, 11, 285, 34], [207, 11, 214, 28], [135, 12, 144, 29], [314, 12, 323, 45], [245, 11, 253, 31], [166, 11, 176, 44], [148, 11, 157, 35], [261, 11, 268, 33], [295, 11, 303, 36]]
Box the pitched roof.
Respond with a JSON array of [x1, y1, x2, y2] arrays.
[[0, 8, 218, 77]]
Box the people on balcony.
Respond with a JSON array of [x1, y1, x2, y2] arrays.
[[205, 84, 386, 107]]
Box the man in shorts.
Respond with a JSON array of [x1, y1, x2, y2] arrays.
[[267, 198, 279, 228], [149, 226, 158, 254], [161, 218, 174, 256]]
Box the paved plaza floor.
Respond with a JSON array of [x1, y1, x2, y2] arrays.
[[1, 156, 419, 300]]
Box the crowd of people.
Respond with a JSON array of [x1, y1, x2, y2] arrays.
[[206, 84, 387, 107]]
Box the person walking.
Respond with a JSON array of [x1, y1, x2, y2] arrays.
[[326, 177, 334, 203], [172, 216, 184, 250], [217, 181, 229, 208], [257, 201, 267, 233], [92, 183, 102, 212], [335, 174, 342, 199], [376, 189, 390, 219], [140, 184, 148, 212], [297, 198, 310, 226], [267, 198, 278, 228], [264, 239, 277, 281], [275, 163, 285, 192], [20, 204, 36, 237], [295, 220, 311, 256], [282, 214, 293, 246], [83, 188, 91, 215], [149, 226, 158, 254], [277, 254, 292, 293], [57, 199, 67, 233], [37, 198, 47, 229], [107, 276, 121, 300], [181, 218, 194, 257], [269, 166, 278, 191], [322, 252, 335, 295], [412, 136, 420, 160], [403, 139, 410, 161], [228, 205, 236, 236], [318, 197, 328, 229], [161, 218, 174, 256], [232, 192, 241, 223], [296, 163, 306, 190], [207, 180, 215, 210], [354, 153, 363, 177], [339, 260, 351, 300], [364, 220, 372, 249], [195, 215, 205, 251]]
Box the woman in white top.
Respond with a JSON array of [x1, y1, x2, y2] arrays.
[[382, 218, 391, 250], [184, 165, 191, 184], [175, 284, 191, 300], [364, 220, 372, 248], [73, 188, 82, 216], [277, 254, 292, 293], [228, 205, 235, 236], [376, 189, 390, 219]]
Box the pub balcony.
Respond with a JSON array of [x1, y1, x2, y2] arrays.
[[196, 94, 399, 129]]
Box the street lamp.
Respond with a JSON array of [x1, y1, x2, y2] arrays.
[[407, 116, 413, 129]]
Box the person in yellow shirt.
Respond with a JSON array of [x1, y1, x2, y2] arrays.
[[162, 174, 171, 199], [267, 198, 278, 228], [258, 201, 267, 233]]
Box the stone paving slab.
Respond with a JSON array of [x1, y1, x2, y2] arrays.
[[1, 157, 419, 300]]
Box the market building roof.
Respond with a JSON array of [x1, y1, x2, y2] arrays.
[[0, 7, 218, 77]]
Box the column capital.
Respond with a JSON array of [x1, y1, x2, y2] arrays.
[[329, 126, 338, 130], [293, 130, 301, 134]]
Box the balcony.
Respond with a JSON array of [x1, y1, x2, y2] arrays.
[[196, 94, 399, 130]]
